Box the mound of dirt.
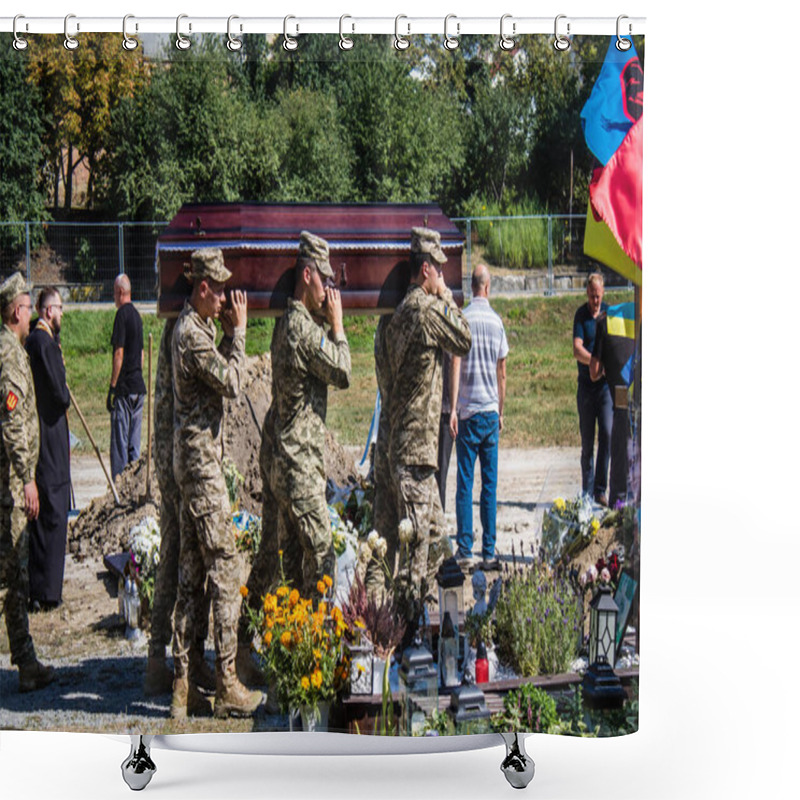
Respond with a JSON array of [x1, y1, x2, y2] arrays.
[[69, 353, 358, 560]]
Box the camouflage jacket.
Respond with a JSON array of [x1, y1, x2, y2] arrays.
[[171, 302, 245, 504], [0, 325, 39, 494], [153, 318, 176, 486], [265, 299, 351, 510], [387, 285, 471, 469]]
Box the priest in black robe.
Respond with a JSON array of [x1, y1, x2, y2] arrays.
[[25, 287, 71, 609]]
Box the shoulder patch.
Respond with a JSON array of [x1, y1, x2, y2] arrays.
[[320, 333, 326, 349], [5, 391, 19, 412]]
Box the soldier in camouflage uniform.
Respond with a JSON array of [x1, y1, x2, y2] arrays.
[[143, 314, 214, 697], [0, 272, 55, 693], [171, 249, 262, 719], [365, 315, 397, 599], [238, 232, 350, 674], [386, 228, 472, 633]]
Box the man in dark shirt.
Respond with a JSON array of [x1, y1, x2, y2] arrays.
[[25, 287, 71, 610], [572, 273, 612, 505], [590, 302, 636, 508], [107, 274, 145, 481]]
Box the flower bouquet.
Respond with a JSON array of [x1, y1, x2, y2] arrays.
[[541, 495, 603, 564], [244, 568, 350, 723], [128, 515, 160, 617]]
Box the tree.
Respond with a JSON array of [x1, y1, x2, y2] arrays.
[[0, 37, 49, 252], [26, 33, 148, 211]]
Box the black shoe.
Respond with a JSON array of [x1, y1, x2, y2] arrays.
[[594, 493, 609, 508], [478, 558, 501, 572], [29, 599, 43, 613]]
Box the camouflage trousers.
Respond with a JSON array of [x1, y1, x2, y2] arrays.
[[172, 489, 240, 676], [365, 441, 398, 599], [240, 474, 334, 645], [148, 468, 209, 658], [0, 484, 36, 667], [394, 464, 453, 621]]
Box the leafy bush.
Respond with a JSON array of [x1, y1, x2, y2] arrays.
[[492, 684, 559, 733], [75, 237, 97, 282], [494, 554, 581, 676]]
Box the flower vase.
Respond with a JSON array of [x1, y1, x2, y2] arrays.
[[300, 702, 329, 732]]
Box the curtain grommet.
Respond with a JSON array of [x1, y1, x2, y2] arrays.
[[394, 15, 410, 51], [616, 15, 633, 51], [12, 15, 28, 51], [553, 14, 571, 52], [175, 14, 191, 50], [122, 15, 139, 51], [499, 14, 516, 52]]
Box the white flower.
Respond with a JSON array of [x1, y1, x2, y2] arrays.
[[600, 567, 611, 583], [586, 565, 598, 583], [375, 537, 388, 559], [398, 518, 414, 545], [367, 530, 380, 550]]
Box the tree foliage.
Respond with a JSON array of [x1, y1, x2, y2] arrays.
[[0, 40, 49, 252]]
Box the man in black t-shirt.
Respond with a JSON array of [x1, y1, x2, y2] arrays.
[[590, 303, 636, 509], [108, 274, 145, 480]]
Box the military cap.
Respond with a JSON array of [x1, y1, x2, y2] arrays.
[[298, 231, 334, 278], [186, 248, 232, 284], [410, 227, 447, 265], [0, 272, 30, 312]]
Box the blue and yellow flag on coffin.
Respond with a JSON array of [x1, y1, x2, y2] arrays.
[[606, 302, 636, 385]]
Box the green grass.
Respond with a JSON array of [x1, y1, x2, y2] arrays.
[[58, 292, 633, 453]]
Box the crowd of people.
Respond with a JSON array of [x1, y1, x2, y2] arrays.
[[1, 230, 628, 718]]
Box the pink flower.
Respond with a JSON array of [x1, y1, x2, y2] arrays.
[[600, 568, 611, 583], [585, 565, 598, 584]]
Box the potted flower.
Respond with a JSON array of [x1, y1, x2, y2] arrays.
[[244, 568, 350, 731]]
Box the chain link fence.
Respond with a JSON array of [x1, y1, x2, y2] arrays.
[[1, 215, 629, 303]]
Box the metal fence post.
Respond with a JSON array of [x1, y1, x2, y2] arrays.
[[546, 215, 554, 296], [25, 223, 31, 285], [466, 218, 472, 301], [118, 222, 125, 276]]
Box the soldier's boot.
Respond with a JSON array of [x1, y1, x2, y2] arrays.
[[189, 650, 217, 694], [144, 654, 173, 697], [18, 658, 55, 694], [214, 660, 263, 719], [170, 673, 214, 718], [236, 645, 266, 688]]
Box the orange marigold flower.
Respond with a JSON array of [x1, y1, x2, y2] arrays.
[[301, 676, 310, 691], [318, 601, 327, 616], [323, 574, 333, 589], [289, 589, 300, 607], [316, 580, 327, 596], [276, 586, 289, 599], [263, 631, 273, 646], [311, 669, 323, 689], [239, 586, 249, 598], [280, 631, 293, 648]]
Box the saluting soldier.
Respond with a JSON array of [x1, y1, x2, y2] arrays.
[[237, 232, 351, 681], [143, 315, 214, 698], [170, 249, 261, 719], [386, 228, 472, 638], [0, 272, 55, 693]]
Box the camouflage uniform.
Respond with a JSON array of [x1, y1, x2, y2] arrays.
[[0, 321, 39, 669], [387, 229, 472, 620], [244, 233, 350, 614], [365, 315, 397, 597], [148, 317, 209, 664], [171, 286, 246, 685]]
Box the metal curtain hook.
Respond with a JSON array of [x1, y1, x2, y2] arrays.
[[283, 15, 298, 51], [12, 15, 28, 51], [444, 14, 459, 50], [64, 14, 79, 51], [339, 15, 354, 50], [553, 14, 571, 51], [394, 15, 410, 51], [227, 15, 243, 51], [499, 14, 516, 51], [616, 15, 632, 51], [175, 14, 191, 50], [122, 15, 139, 51]]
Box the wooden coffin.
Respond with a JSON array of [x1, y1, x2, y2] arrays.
[[156, 202, 464, 317]]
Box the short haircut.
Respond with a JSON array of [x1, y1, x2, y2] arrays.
[[1, 294, 25, 324], [586, 272, 605, 289], [410, 251, 427, 279], [37, 286, 60, 313], [471, 266, 490, 294], [115, 274, 131, 294], [295, 255, 318, 281]]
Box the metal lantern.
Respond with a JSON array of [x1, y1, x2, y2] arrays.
[[399, 640, 439, 736], [588, 584, 618, 665], [436, 557, 466, 644], [438, 611, 460, 688], [348, 641, 374, 696], [447, 685, 492, 735], [583, 584, 626, 708]]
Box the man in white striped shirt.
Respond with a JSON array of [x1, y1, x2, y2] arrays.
[[448, 265, 508, 572]]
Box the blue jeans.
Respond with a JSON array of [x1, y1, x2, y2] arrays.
[[577, 380, 612, 497], [110, 393, 144, 480], [455, 411, 499, 561]]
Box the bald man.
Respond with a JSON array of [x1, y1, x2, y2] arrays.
[[108, 274, 145, 480]]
